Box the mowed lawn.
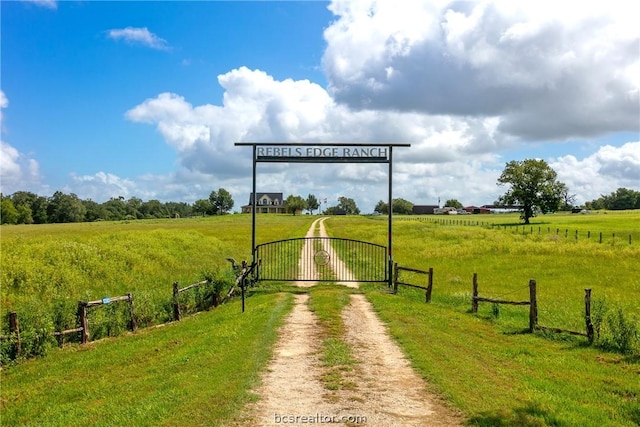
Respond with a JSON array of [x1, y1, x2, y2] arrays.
[[1, 211, 639, 426]]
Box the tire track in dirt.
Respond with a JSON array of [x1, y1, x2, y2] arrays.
[[237, 217, 463, 426]]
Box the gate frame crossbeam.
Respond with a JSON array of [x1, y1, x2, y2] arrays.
[[235, 142, 411, 289]]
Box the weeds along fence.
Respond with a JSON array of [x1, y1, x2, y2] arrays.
[[1, 294, 137, 358], [401, 216, 636, 246], [472, 274, 595, 341], [392, 267, 597, 343], [1, 267, 240, 364]]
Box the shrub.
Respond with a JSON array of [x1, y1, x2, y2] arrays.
[[592, 299, 639, 354]]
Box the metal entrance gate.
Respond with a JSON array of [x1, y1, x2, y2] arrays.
[[255, 237, 388, 283]]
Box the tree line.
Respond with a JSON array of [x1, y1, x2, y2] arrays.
[[584, 188, 640, 211], [1, 159, 637, 225], [0, 189, 236, 225], [0, 190, 363, 224]]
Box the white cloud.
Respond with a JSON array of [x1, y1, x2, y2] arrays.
[[550, 141, 640, 203], [22, 0, 57, 9], [107, 27, 169, 51], [0, 91, 45, 195], [123, 66, 517, 209], [1, 141, 43, 195], [322, 0, 639, 141]]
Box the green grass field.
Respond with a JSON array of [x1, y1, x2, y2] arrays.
[[1, 211, 639, 425]]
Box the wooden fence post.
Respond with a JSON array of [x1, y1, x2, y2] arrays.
[[425, 267, 433, 303], [472, 273, 478, 313], [172, 282, 181, 321], [393, 263, 399, 294], [8, 312, 21, 356], [78, 302, 88, 344], [529, 279, 537, 332], [127, 293, 137, 332], [585, 289, 594, 343]]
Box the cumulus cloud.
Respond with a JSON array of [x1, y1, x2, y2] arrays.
[[0, 91, 45, 195], [322, 0, 639, 141], [107, 27, 169, 50], [126, 67, 510, 176], [0, 141, 43, 195], [550, 141, 640, 203], [124, 66, 518, 208]]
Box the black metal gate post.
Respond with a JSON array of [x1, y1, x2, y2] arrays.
[[388, 145, 393, 289]]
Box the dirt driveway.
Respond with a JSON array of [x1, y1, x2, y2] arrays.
[[236, 218, 463, 426]]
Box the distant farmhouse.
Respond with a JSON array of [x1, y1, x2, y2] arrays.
[[241, 193, 286, 214]]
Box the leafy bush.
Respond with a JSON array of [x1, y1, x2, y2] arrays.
[[592, 298, 639, 354]]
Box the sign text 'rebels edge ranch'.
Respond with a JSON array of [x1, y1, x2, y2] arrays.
[[256, 145, 390, 163]]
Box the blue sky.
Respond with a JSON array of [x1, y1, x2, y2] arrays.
[[1, 0, 638, 211]]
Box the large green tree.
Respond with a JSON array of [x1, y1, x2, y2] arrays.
[[285, 194, 307, 215], [47, 191, 87, 223], [373, 198, 413, 214], [497, 159, 565, 224], [192, 199, 213, 216], [444, 199, 463, 209], [209, 188, 234, 214], [1, 197, 19, 224], [337, 196, 360, 215], [586, 188, 640, 210], [10, 191, 48, 223]]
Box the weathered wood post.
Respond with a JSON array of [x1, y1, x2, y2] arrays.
[[425, 267, 433, 303], [585, 288, 594, 343], [172, 282, 181, 321], [599, 232, 603, 243], [529, 279, 537, 332], [472, 273, 479, 313], [78, 302, 89, 344], [8, 312, 21, 356], [127, 293, 137, 332], [393, 263, 399, 293]]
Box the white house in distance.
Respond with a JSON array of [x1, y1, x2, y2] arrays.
[[241, 192, 286, 214]]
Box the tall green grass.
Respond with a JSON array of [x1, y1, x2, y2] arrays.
[[0, 215, 315, 361], [0, 292, 293, 426], [323, 213, 640, 335]]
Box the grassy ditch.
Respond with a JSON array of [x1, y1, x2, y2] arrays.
[[0, 292, 293, 426]]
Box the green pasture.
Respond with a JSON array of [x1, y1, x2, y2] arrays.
[[325, 212, 640, 334], [1, 211, 639, 426], [0, 215, 315, 359]]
